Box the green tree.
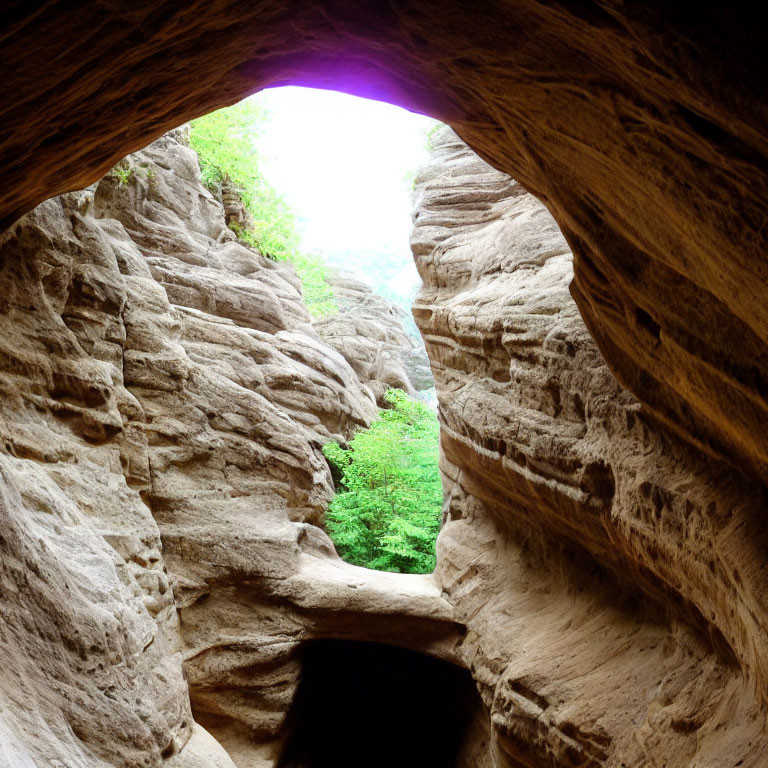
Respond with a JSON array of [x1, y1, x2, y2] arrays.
[[189, 101, 337, 316], [322, 389, 442, 573]]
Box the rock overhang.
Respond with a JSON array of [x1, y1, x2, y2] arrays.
[[2, 3, 767, 487]]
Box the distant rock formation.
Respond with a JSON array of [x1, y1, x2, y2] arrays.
[[313, 270, 433, 406]]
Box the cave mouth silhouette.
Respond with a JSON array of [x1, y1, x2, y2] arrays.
[[276, 639, 481, 768]]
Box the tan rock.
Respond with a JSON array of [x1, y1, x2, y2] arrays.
[[0, 129, 461, 767], [1, 4, 766, 491], [413, 128, 768, 767], [2, 9, 768, 758], [313, 270, 432, 405]]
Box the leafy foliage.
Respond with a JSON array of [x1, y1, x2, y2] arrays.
[[290, 251, 338, 317], [189, 101, 337, 317], [109, 162, 133, 185], [322, 389, 442, 573], [425, 121, 444, 152]]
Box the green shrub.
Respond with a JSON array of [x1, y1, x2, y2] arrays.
[[189, 101, 337, 317], [322, 389, 442, 573], [110, 163, 133, 185]]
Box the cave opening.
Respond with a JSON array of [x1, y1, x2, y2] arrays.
[[276, 639, 481, 768], [188, 86, 444, 575]]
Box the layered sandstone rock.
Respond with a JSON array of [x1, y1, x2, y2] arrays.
[[413, 128, 768, 766], [2, 3, 766, 494], [2, 9, 768, 756], [313, 270, 432, 405], [0, 130, 461, 768]]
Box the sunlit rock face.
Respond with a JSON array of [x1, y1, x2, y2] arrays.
[[2, 3, 766, 492], [313, 270, 432, 405], [0, 130, 461, 767], [412, 128, 768, 767]]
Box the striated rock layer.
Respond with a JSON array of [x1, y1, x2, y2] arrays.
[[313, 270, 432, 405], [0, 130, 461, 768], [3, 7, 768, 756], [1, 3, 767, 492], [412, 128, 768, 766]]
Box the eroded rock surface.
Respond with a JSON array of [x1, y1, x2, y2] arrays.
[[2, 21, 767, 756], [313, 270, 432, 405], [413, 129, 768, 767], [2, 3, 766, 492], [0, 130, 460, 768]]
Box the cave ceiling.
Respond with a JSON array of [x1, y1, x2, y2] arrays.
[[1, 1, 766, 481]]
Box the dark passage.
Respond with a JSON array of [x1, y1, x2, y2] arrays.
[[277, 639, 479, 768]]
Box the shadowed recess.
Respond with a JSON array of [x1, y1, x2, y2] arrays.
[[277, 640, 480, 768]]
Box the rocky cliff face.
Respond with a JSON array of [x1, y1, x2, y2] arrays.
[[3, 112, 768, 767], [3, 3, 767, 507], [0, 130, 461, 768], [413, 128, 768, 766], [313, 270, 433, 406]]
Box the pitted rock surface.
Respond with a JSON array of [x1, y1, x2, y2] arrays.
[[3, 7, 768, 759], [313, 270, 432, 405], [1, 3, 766, 490]]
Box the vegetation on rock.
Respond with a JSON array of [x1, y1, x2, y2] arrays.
[[322, 389, 442, 573], [189, 101, 337, 317]]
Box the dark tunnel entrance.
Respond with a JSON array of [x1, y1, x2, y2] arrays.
[[276, 639, 482, 768]]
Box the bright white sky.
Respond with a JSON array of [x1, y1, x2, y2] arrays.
[[251, 86, 437, 267]]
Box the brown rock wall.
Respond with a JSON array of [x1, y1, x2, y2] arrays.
[[1, 3, 766, 489], [0, 190, 195, 768], [413, 128, 768, 767], [0, 130, 461, 767], [2, 7, 768, 761]]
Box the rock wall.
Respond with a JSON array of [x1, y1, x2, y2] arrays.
[[1, 57, 767, 764], [313, 270, 432, 405], [0, 130, 461, 768], [413, 128, 768, 766], [2, 3, 767, 499]]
